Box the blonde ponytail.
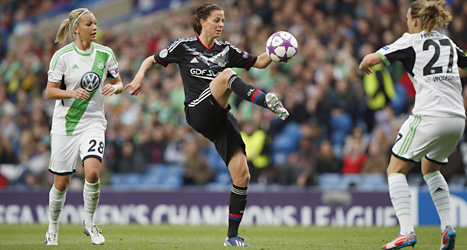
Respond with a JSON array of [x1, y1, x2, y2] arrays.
[[54, 18, 71, 44], [54, 8, 91, 44], [410, 0, 452, 34]]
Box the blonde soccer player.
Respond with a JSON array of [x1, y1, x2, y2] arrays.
[[44, 8, 123, 245], [360, 1, 467, 249]]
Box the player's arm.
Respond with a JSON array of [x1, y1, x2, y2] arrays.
[[253, 52, 272, 69], [46, 81, 89, 100], [456, 47, 467, 78], [359, 53, 383, 75], [459, 68, 467, 78], [124, 56, 157, 96], [102, 75, 123, 96]]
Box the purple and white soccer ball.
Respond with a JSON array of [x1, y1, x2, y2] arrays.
[[266, 31, 298, 63]]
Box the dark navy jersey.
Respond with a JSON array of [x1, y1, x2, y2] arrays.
[[154, 37, 257, 105]]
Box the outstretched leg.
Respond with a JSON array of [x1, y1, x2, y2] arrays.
[[210, 68, 289, 120]]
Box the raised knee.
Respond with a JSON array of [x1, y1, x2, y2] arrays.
[[221, 68, 236, 80]]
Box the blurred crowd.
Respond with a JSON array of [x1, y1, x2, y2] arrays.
[[1, 0, 467, 190]]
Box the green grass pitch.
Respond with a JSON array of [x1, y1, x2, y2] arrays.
[[0, 224, 465, 249]]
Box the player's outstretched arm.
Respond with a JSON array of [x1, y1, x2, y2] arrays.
[[102, 75, 123, 96], [45, 81, 89, 100], [124, 56, 157, 96], [359, 53, 383, 75], [253, 52, 272, 69]]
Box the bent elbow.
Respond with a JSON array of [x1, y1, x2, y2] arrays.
[[45, 89, 53, 99]]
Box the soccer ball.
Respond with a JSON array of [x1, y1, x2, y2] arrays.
[[266, 31, 298, 63]]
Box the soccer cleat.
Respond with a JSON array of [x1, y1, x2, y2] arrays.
[[45, 229, 58, 245], [224, 236, 250, 247], [83, 221, 105, 245], [382, 232, 417, 249], [440, 225, 456, 250], [265, 93, 289, 120]]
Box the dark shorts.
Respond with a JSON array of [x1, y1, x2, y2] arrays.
[[185, 88, 245, 166]]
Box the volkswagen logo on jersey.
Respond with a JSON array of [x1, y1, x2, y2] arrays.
[[80, 71, 101, 92]]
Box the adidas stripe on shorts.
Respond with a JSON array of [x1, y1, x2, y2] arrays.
[[392, 114, 465, 164]]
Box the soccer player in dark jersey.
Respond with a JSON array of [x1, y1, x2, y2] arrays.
[[125, 2, 289, 247]]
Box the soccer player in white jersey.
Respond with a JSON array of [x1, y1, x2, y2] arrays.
[[360, 1, 467, 249], [44, 8, 123, 246]]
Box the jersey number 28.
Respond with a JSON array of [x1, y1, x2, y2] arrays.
[[88, 140, 104, 154]]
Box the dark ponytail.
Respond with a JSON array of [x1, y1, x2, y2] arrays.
[[191, 3, 223, 35]]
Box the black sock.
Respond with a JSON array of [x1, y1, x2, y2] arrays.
[[227, 184, 248, 238], [228, 75, 267, 108]]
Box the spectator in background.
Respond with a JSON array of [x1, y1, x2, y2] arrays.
[[0, 132, 16, 164], [117, 141, 146, 173], [341, 139, 367, 174], [361, 141, 389, 175], [362, 62, 396, 132], [148, 125, 167, 165], [343, 126, 370, 156], [22, 139, 50, 188], [241, 121, 272, 183], [315, 140, 342, 174], [278, 137, 315, 186], [183, 136, 214, 185], [163, 125, 191, 165]]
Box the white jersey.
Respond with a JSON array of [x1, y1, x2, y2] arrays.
[[376, 30, 467, 119], [48, 42, 119, 135]]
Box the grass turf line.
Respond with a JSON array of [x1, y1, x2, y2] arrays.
[[0, 224, 465, 250]]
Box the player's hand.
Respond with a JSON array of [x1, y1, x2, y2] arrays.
[[124, 75, 144, 96], [72, 88, 90, 100], [102, 83, 122, 96], [359, 62, 373, 75]]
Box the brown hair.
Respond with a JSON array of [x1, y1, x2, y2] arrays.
[[55, 8, 92, 44], [410, 0, 452, 34], [191, 3, 223, 35]]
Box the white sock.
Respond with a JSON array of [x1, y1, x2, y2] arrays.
[[388, 173, 414, 235], [83, 179, 100, 226], [423, 170, 451, 231], [48, 184, 67, 232]]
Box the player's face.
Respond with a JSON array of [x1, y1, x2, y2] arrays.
[[201, 10, 224, 38], [75, 13, 98, 42], [406, 8, 416, 33]]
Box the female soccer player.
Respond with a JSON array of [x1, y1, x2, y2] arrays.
[[125, 2, 288, 247], [45, 8, 123, 245], [360, 1, 466, 249]]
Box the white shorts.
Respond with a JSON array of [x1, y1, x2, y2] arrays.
[[49, 127, 105, 174], [392, 114, 465, 164]]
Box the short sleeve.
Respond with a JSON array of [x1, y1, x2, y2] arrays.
[[106, 49, 119, 79], [154, 39, 183, 67], [48, 52, 65, 83], [376, 33, 413, 66], [226, 43, 257, 70], [456, 47, 467, 69]]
